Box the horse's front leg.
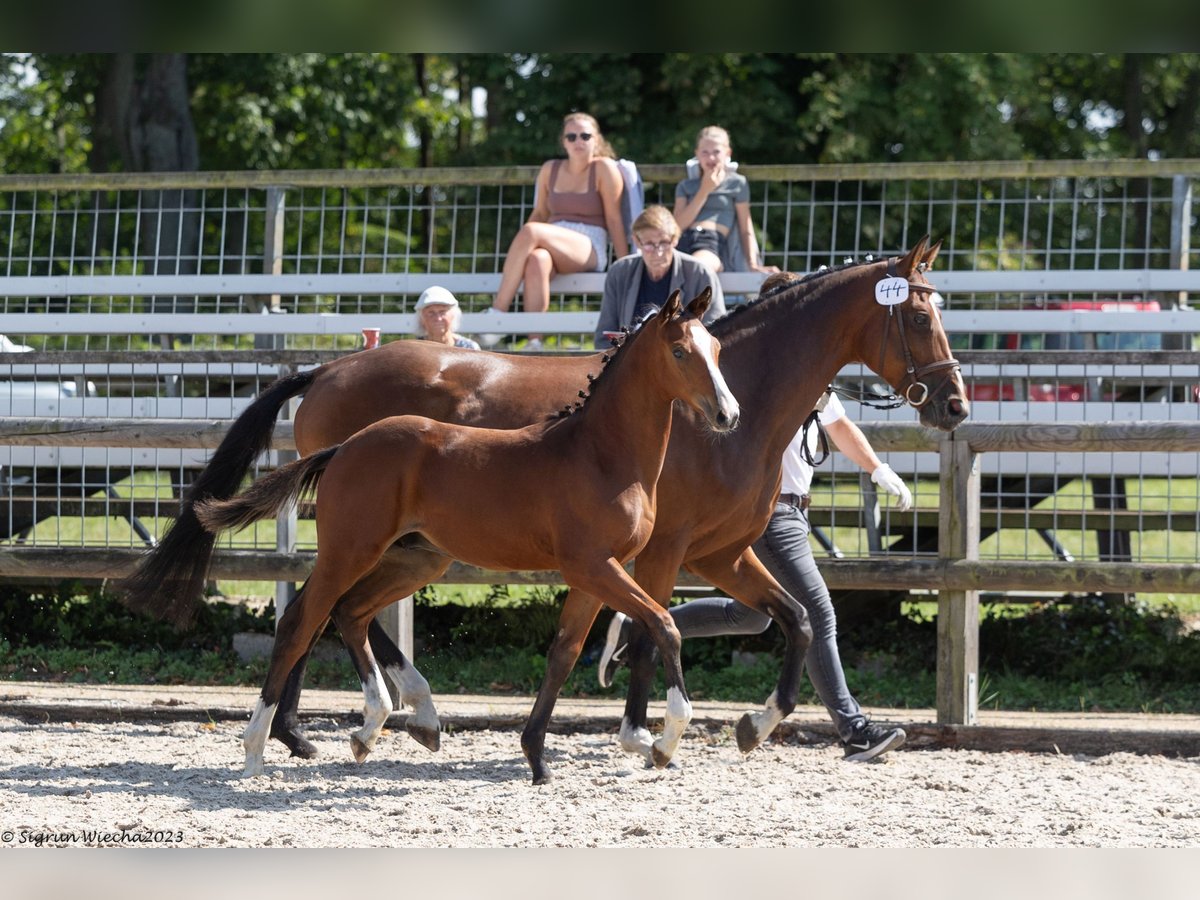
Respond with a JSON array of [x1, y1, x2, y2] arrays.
[[689, 546, 812, 753], [569, 558, 692, 770], [520, 589, 604, 785], [616, 553, 687, 763]]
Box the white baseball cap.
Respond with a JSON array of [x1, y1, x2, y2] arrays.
[[415, 286, 459, 311]]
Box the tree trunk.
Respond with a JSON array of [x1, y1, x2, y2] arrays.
[[129, 53, 201, 341]]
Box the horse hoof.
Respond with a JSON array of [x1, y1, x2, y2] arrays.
[[282, 734, 319, 760], [350, 735, 371, 764], [530, 766, 553, 786], [650, 744, 673, 769], [735, 712, 762, 754], [243, 759, 265, 778], [405, 720, 441, 753]]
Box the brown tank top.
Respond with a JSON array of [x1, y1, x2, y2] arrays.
[[546, 159, 607, 228]]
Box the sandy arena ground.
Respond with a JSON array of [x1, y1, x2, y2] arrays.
[[1, 707, 1198, 848]]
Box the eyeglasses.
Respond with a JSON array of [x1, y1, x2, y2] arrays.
[[638, 239, 673, 253], [563, 132, 593, 142]]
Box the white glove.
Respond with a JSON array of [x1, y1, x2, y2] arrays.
[[870, 463, 913, 512]]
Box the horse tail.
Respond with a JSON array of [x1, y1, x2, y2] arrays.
[[115, 368, 317, 629], [194, 446, 339, 534]]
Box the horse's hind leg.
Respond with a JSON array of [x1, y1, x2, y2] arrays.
[[689, 548, 812, 753], [520, 590, 604, 785], [332, 605, 394, 764], [368, 618, 440, 753], [271, 546, 447, 758]]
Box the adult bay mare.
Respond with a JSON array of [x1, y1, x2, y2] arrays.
[[121, 237, 968, 773], [194, 293, 738, 783]]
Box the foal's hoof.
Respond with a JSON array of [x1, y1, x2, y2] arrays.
[[350, 735, 372, 764], [735, 712, 762, 754], [650, 744, 673, 769], [405, 721, 441, 753], [280, 733, 319, 760]]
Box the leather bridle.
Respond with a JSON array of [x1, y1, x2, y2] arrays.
[[878, 257, 961, 407]]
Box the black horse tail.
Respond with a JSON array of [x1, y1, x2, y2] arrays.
[[195, 446, 338, 535], [115, 368, 317, 629]]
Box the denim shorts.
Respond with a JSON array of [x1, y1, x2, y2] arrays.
[[677, 226, 723, 257], [551, 220, 608, 271]]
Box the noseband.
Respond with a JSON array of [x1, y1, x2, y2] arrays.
[[877, 258, 961, 407]]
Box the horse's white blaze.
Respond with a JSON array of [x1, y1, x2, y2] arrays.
[[353, 663, 392, 755], [243, 698, 277, 777], [747, 690, 785, 745], [687, 321, 739, 423], [652, 686, 693, 763], [618, 717, 654, 760], [386, 662, 440, 737]]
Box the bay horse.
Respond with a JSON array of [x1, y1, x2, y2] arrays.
[[194, 293, 739, 781], [122, 236, 968, 771]]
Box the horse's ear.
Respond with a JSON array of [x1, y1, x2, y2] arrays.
[[923, 238, 943, 270], [660, 290, 683, 321], [896, 234, 930, 277], [686, 287, 712, 321]]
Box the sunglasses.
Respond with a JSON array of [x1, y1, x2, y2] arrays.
[[563, 132, 593, 142]]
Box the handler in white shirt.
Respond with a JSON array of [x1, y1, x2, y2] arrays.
[[600, 390, 914, 762]]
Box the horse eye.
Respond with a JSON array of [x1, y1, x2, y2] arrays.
[[673, 347, 684, 359], [913, 313, 930, 327]]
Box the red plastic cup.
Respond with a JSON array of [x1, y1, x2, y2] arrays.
[[362, 327, 381, 349]]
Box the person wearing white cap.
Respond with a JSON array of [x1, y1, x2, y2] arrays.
[[415, 287, 480, 350]]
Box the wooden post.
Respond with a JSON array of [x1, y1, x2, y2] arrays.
[[255, 186, 286, 350], [1168, 174, 1192, 316], [936, 431, 980, 725], [273, 364, 298, 624]]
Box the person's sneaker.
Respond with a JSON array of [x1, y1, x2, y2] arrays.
[[843, 721, 906, 762], [597, 612, 632, 688]]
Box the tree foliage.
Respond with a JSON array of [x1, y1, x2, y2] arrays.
[[2, 53, 1198, 176]]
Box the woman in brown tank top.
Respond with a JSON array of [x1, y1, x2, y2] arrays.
[[486, 113, 629, 349]]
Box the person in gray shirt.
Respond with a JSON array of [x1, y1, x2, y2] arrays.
[[674, 125, 780, 277], [593, 205, 725, 348]]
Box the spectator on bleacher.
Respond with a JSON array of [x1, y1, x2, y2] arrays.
[[415, 287, 480, 350], [592, 205, 725, 349], [673, 125, 780, 277], [484, 112, 629, 351], [597, 272, 912, 763]]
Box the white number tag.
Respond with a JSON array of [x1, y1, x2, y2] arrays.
[[875, 276, 909, 306]]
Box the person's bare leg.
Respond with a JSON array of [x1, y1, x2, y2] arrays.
[[691, 248, 723, 273]]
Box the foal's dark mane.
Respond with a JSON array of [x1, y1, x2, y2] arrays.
[[554, 314, 652, 419]]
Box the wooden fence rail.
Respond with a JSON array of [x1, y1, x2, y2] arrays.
[[1, 416, 1197, 727]]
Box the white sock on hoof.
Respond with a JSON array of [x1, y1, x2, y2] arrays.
[[388, 663, 440, 733], [243, 698, 277, 776], [353, 667, 391, 753], [618, 717, 654, 759], [654, 686, 693, 758], [747, 690, 785, 745]]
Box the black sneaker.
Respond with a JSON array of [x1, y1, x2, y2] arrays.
[[843, 721, 906, 762], [597, 612, 631, 688]]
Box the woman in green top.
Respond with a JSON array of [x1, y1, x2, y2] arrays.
[[673, 125, 780, 277]]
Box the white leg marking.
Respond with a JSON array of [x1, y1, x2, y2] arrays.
[[352, 664, 391, 757], [387, 662, 441, 737], [243, 698, 277, 777], [748, 690, 785, 744], [652, 686, 693, 764], [618, 716, 654, 761]]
